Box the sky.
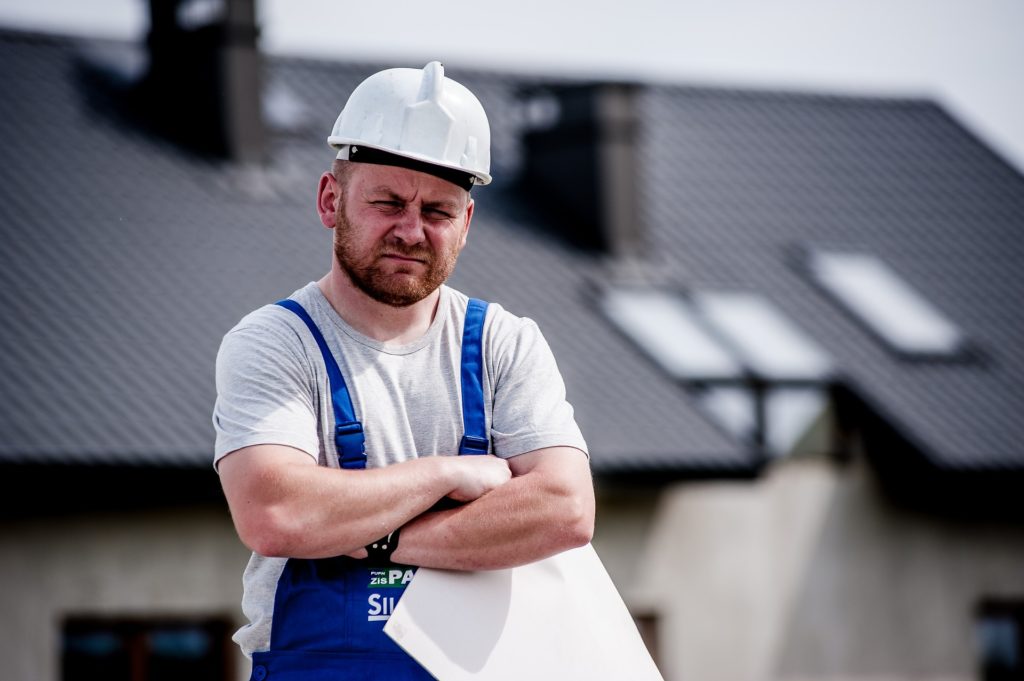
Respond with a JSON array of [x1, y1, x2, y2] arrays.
[[2, 0, 1022, 173]]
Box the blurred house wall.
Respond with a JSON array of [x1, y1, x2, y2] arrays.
[[0, 508, 251, 681], [595, 457, 1024, 681]]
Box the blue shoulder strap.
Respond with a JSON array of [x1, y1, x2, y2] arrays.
[[459, 298, 490, 455], [275, 299, 367, 470], [275, 296, 491, 464]]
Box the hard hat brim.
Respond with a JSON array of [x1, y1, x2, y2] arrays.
[[330, 138, 492, 186]]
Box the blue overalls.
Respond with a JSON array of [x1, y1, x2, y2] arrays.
[[249, 297, 491, 681]]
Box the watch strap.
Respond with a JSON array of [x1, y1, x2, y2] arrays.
[[365, 527, 400, 564]]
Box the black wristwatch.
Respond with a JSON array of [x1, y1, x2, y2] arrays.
[[365, 528, 400, 563]]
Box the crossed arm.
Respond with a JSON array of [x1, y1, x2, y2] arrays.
[[218, 444, 594, 570]]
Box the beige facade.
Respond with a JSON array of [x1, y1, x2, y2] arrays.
[[594, 457, 1024, 681]]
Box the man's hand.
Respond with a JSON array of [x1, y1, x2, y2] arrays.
[[393, 447, 594, 570], [445, 454, 512, 502]]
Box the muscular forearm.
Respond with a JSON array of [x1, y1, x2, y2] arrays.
[[392, 447, 595, 570], [219, 444, 509, 559]]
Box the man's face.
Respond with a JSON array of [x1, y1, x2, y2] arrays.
[[332, 163, 473, 307]]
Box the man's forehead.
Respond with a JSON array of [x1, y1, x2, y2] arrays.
[[351, 163, 469, 205]]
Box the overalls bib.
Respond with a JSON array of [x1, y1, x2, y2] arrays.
[[248, 297, 491, 681]]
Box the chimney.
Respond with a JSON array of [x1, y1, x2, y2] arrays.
[[141, 0, 264, 162], [519, 83, 642, 257]]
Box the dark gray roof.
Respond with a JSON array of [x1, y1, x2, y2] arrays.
[[638, 87, 1024, 470], [2, 28, 1020, 478]]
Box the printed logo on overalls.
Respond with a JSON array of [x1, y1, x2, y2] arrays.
[[366, 568, 415, 621], [367, 593, 396, 621], [368, 568, 415, 588]]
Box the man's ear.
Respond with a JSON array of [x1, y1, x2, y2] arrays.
[[459, 198, 474, 249], [317, 172, 340, 228]]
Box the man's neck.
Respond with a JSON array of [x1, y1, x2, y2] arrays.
[[317, 270, 440, 346]]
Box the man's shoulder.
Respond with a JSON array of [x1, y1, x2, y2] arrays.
[[443, 287, 534, 335], [444, 291, 550, 364], [221, 283, 321, 349]]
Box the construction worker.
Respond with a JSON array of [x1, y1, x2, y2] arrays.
[[213, 62, 594, 680]]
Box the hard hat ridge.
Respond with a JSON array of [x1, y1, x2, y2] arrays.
[[417, 61, 445, 103], [329, 61, 492, 188]]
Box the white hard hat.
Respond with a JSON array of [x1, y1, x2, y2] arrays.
[[329, 61, 492, 188]]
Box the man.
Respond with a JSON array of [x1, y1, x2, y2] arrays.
[[213, 62, 594, 679]]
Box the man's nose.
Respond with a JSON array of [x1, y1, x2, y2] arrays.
[[390, 207, 426, 244]]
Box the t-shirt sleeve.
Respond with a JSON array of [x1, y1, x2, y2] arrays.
[[488, 316, 589, 458], [212, 313, 321, 470]]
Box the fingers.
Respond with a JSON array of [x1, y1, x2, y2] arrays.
[[448, 455, 512, 502]]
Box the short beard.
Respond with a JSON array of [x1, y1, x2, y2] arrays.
[[333, 200, 461, 308]]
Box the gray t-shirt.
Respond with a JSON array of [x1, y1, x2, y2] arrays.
[[213, 282, 588, 656]]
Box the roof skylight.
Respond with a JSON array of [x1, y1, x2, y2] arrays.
[[698, 386, 830, 456], [601, 288, 741, 381], [693, 292, 833, 381], [601, 287, 833, 382], [808, 252, 965, 357], [602, 286, 837, 457]]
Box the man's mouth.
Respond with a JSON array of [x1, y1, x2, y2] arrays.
[[380, 252, 428, 264]]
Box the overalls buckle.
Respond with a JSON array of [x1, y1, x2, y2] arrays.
[[334, 422, 366, 469], [459, 434, 489, 454]]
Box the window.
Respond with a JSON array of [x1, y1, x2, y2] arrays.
[[693, 292, 832, 381], [601, 287, 741, 382], [977, 600, 1024, 681], [632, 611, 661, 670], [807, 251, 965, 357], [698, 386, 830, 457], [601, 287, 834, 455], [62, 616, 233, 681]]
